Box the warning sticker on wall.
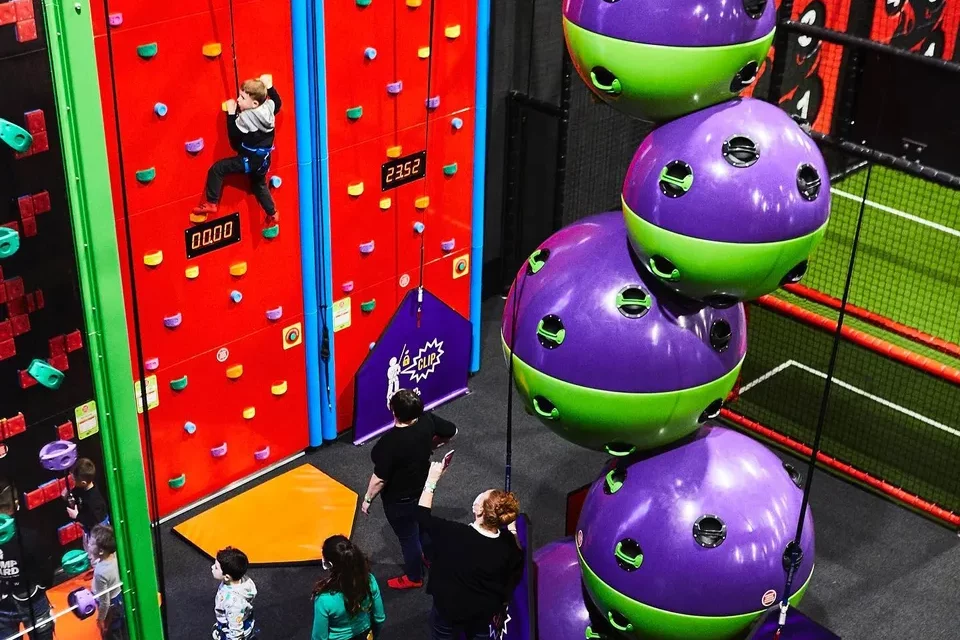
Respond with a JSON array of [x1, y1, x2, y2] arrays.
[[75, 401, 100, 440], [333, 298, 352, 332], [135, 375, 159, 414], [761, 589, 778, 607]]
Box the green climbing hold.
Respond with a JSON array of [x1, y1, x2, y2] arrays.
[[0, 227, 20, 259], [346, 106, 363, 120], [137, 42, 158, 59], [62, 549, 91, 576], [356, 0, 372, 6], [168, 474, 187, 489], [170, 375, 188, 391], [442, 162, 458, 176], [135, 167, 156, 184], [0, 514, 15, 544], [27, 359, 65, 390], [360, 299, 376, 312], [0, 118, 33, 153], [262, 224, 280, 239]]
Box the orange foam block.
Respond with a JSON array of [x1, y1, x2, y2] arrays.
[[173, 465, 357, 564]]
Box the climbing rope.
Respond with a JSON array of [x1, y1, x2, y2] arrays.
[[227, 0, 241, 93], [415, 0, 440, 327]]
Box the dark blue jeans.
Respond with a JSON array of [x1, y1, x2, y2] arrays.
[[383, 499, 431, 582], [0, 593, 54, 640], [430, 606, 489, 640]]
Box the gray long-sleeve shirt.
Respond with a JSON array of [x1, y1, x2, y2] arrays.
[[93, 555, 122, 621]]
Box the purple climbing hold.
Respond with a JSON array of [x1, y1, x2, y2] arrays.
[[265, 306, 283, 321], [68, 588, 98, 620], [163, 313, 182, 328], [144, 357, 160, 371], [184, 138, 204, 154], [254, 447, 270, 461], [387, 81, 403, 95], [108, 13, 123, 27], [39, 440, 78, 472], [425, 96, 440, 109], [210, 443, 228, 458], [440, 239, 456, 252], [342, 281, 355, 293], [359, 241, 375, 254]]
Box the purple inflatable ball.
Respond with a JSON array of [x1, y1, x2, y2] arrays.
[[502, 211, 746, 456], [535, 538, 618, 640], [576, 424, 815, 640], [622, 97, 831, 305]]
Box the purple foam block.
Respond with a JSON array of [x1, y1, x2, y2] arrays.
[[502, 212, 746, 393], [144, 357, 160, 371], [563, 0, 775, 48], [359, 240, 375, 254], [265, 306, 283, 321], [440, 239, 456, 252], [68, 588, 97, 619], [386, 81, 403, 95], [623, 98, 830, 244], [210, 443, 228, 458], [425, 96, 440, 109], [254, 447, 270, 461], [39, 440, 78, 472], [108, 13, 123, 26], [341, 281, 355, 293], [163, 313, 182, 328], [184, 138, 204, 154], [577, 424, 815, 617], [535, 539, 598, 640]]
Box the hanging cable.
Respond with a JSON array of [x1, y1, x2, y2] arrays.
[[227, 0, 241, 93]]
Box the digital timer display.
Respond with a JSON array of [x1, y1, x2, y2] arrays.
[[184, 212, 242, 259], [382, 150, 427, 191]]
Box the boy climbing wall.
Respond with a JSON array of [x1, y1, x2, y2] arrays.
[[192, 74, 281, 227]]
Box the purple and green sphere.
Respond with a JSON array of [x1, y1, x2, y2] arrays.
[[623, 97, 831, 306], [502, 212, 746, 456], [535, 539, 617, 640], [563, 0, 776, 121], [576, 424, 816, 640]]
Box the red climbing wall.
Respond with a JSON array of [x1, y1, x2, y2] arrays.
[[90, 0, 308, 517], [325, 0, 478, 431]]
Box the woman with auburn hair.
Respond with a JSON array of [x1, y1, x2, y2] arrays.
[[416, 461, 524, 640], [311, 535, 385, 640]]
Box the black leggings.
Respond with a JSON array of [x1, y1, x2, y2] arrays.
[[204, 155, 275, 214]]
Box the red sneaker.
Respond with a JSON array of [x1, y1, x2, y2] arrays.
[[190, 202, 218, 223], [265, 210, 280, 224], [387, 575, 423, 590]]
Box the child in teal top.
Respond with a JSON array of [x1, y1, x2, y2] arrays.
[[312, 536, 385, 640]]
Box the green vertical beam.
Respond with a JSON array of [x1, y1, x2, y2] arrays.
[[42, 1, 165, 638]]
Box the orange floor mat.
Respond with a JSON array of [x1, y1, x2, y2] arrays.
[[173, 464, 357, 564], [6, 573, 102, 640]]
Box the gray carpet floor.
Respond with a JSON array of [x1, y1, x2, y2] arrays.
[[159, 297, 960, 640]]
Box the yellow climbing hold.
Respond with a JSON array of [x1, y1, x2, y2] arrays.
[[229, 262, 248, 277], [348, 182, 364, 197], [226, 364, 244, 380], [386, 145, 402, 158], [190, 212, 208, 224], [221, 101, 230, 112], [379, 197, 392, 210], [406, 0, 422, 6], [242, 407, 256, 420], [415, 196, 430, 209], [202, 43, 222, 57], [185, 265, 200, 279], [445, 25, 461, 39], [271, 381, 288, 396], [143, 251, 163, 266], [418, 47, 431, 59]]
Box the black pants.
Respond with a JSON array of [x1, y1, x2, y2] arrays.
[[383, 499, 432, 582], [204, 155, 275, 214], [0, 593, 54, 640], [430, 606, 489, 640]]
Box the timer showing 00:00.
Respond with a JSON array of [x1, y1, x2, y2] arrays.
[[184, 212, 242, 259], [382, 150, 427, 191]]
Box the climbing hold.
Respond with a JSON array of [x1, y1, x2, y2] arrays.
[[441, 238, 456, 252], [359, 241, 375, 254], [190, 212, 208, 224], [184, 138, 204, 154], [356, 0, 371, 6], [221, 101, 231, 112], [369, 342, 376, 350], [418, 47, 431, 59], [202, 43, 222, 58], [183, 421, 197, 434], [271, 381, 288, 396], [136, 43, 158, 59], [386, 145, 402, 158], [445, 24, 461, 39], [262, 225, 280, 239], [153, 103, 168, 117], [226, 364, 244, 380], [168, 474, 186, 489], [185, 265, 200, 279], [143, 250, 163, 266], [108, 13, 123, 26], [68, 588, 98, 620], [386, 81, 403, 95], [230, 262, 248, 277], [266, 306, 283, 321], [210, 443, 228, 458], [413, 221, 425, 234], [342, 281, 355, 293], [230, 290, 243, 303], [39, 440, 78, 472], [169, 375, 188, 391], [0, 118, 33, 153], [163, 312, 182, 328], [443, 162, 458, 176], [269, 175, 282, 188], [364, 47, 377, 60], [144, 358, 160, 371], [347, 182, 364, 196], [62, 550, 90, 576], [406, 0, 422, 6], [361, 299, 376, 313], [135, 167, 156, 184], [27, 360, 64, 390], [425, 96, 440, 110], [0, 514, 15, 544], [451, 117, 464, 130], [254, 447, 271, 461], [242, 407, 256, 420], [346, 106, 363, 120], [379, 197, 392, 210], [415, 196, 430, 209], [0, 227, 20, 260]]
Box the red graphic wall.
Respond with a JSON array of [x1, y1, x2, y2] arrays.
[[324, 0, 477, 431], [90, 0, 308, 517], [870, 0, 960, 61]]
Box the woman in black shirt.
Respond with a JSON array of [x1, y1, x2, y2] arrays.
[[416, 462, 523, 640]]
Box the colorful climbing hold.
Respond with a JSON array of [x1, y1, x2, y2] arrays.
[[0, 227, 20, 260], [185, 265, 200, 279], [387, 81, 403, 95], [254, 447, 271, 461], [364, 47, 377, 60], [0, 514, 15, 544], [136, 43, 158, 59], [379, 197, 392, 210], [356, 0, 372, 6], [415, 196, 430, 209], [154, 103, 168, 117], [262, 225, 280, 239], [62, 550, 90, 576], [144, 358, 160, 371], [406, 0, 422, 6], [386, 145, 402, 158], [184, 138, 205, 154], [271, 381, 288, 396], [346, 106, 363, 120], [418, 47, 431, 59], [202, 43, 222, 57], [163, 312, 182, 328], [361, 299, 376, 313], [269, 175, 283, 188], [0, 118, 33, 153], [441, 238, 456, 252], [211, 443, 228, 458], [426, 96, 440, 110], [342, 281, 355, 293], [413, 221, 425, 234], [230, 290, 243, 303], [168, 474, 186, 489], [229, 262, 248, 277], [135, 167, 156, 184], [266, 306, 284, 321], [348, 182, 364, 196], [451, 117, 464, 130], [108, 13, 123, 26], [27, 360, 64, 390], [169, 375, 188, 391], [242, 407, 256, 420], [359, 241, 375, 254], [143, 250, 163, 266], [226, 364, 244, 380], [443, 162, 458, 176], [183, 421, 197, 434], [445, 24, 461, 39]]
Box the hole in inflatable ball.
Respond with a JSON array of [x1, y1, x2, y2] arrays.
[[608, 610, 633, 632], [693, 515, 727, 548], [602, 0, 622, 3], [781, 260, 809, 286], [784, 463, 804, 489], [703, 295, 738, 309], [536, 314, 565, 349], [743, 0, 768, 19], [616, 286, 651, 319], [730, 61, 760, 92], [649, 255, 680, 282], [604, 466, 627, 495], [699, 399, 724, 422], [532, 396, 559, 421], [614, 538, 644, 571], [709, 320, 732, 352], [526, 248, 550, 275], [797, 164, 822, 201], [658, 161, 694, 198], [590, 66, 621, 95], [722, 135, 760, 168]]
